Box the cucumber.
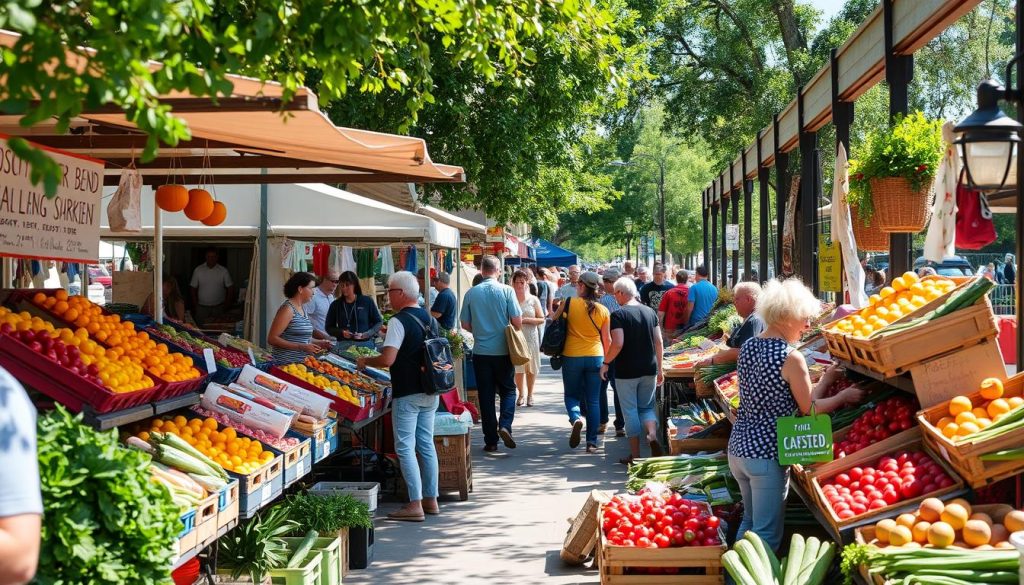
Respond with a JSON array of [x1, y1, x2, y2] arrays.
[[782, 534, 804, 585], [286, 529, 319, 568], [744, 531, 781, 584], [722, 550, 759, 585]]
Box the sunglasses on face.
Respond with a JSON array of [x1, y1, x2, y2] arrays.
[[327, 278, 341, 284]]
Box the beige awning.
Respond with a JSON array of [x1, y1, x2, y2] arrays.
[[416, 205, 487, 236], [0, 29, 464, 185]]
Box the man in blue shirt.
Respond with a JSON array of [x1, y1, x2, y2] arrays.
[[681, 264, 719, 329], [461, 255, 523, 452], [429, 271, 457, 330]]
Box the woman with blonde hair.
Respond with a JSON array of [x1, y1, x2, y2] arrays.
[[728, 278, 863, 550]]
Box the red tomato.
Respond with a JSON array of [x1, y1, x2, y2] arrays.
[[706, 516, 721, 530], [834, 473, 851, 487], [850, 502, 867, 515], [637, 537, 651, 548], [654, 534, 671, 548], [838, 509, 856, 519]]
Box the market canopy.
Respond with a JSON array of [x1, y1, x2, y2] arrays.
[[531, 238, 578, 267], [0, 30, 464, 187], [99, 183, 460, 248]]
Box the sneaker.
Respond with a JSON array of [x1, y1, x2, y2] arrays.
[[569, 419, 584, 448], [597, 423, 607, 435], [498, 427, 517, 449], [615, 428, 626, 437], [483, 444, 498, 453]]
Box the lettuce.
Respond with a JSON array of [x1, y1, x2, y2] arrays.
[[35, 406, 181, 585]]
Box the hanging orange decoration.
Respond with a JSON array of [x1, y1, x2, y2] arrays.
[[202, 201, 227, 226], [184, 188, 214, 221], [155, 184, 188, 212]]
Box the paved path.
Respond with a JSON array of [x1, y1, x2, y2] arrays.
[[346, 364, 635, 585]]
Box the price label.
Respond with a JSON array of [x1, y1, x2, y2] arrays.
[[295, 459, 306, 478], [709, 486, 733, 503], [247, 348, 256, 364], [261, 482, 273, 504], [203, 348, 218, 373], [698, 339, 717, 351]]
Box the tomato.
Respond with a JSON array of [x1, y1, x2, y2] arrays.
[[850, 502, 867, 515], [654, 534, 671, 548], [683, 529, 697, 542], [671, 512, 687, 526], [706, 516, 721, 530], [881, 490, 900, 505], [838, 509, 856, 519], [637, 537, 651, 548], [834, 473, 851, 487], [684, 518, 701, 532], [860, 474, 876, 485]]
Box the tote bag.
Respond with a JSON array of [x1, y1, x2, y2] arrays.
[[776, 405, 834, 466]]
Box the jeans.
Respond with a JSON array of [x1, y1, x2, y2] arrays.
[[615, 375, 657, 438], [597, 362, 624, 430], [728, 454, 790, 551], [392, 393, 440, 501], [472, 354, 517, 447], [561, 356, 603, 446]]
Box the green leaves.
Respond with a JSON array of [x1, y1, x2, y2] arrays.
[[218, 505, 300, 582], [36, 406, 180, 585], [281, 492, 373, 533]]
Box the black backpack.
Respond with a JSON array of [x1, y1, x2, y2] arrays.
[[394, 310, 455, 395], [540, 297, 570, 357]]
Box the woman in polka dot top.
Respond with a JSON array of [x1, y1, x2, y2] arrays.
[[728, 278, 864, 551]]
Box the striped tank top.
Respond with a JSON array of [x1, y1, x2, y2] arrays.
[[272, 301, 314, 364]]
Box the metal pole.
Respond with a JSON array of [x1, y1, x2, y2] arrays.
[[154, 188, 163, 324], [774, 113, 789, 276], [1016, 0, 1024, 367], [798, 87, 819, 291], [702, 189, 709, 272], [720, 175, 729, 288], [885, 0, 914, 280], [425, 243, 432, 310], [730, 165, 739, 285], [742, 152, 752, 282], [259, 174, 269, 345], [758, 132, 770, 284], [711, 199, 718, 285]]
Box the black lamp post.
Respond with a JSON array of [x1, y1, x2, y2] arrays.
[[624, 218, 634, 261], [954, 3, 1024, 367]]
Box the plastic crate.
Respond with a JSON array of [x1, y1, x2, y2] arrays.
[[309, 481, 379, 512], [280, 535, 345, 585], [178, 508, 197, 538], [349, 525, 375, 570], [292, 419, 337, 464], [281, 437, 312, 488], [268, 551, 322, 585]]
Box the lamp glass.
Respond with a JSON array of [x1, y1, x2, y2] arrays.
[[961, 140, 1017, 191]]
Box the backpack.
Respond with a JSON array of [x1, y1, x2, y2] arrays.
[[540, 298, 570, 356], [394, 310, 455, 395]]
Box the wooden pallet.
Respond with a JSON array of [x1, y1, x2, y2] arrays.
[[846, 300, 998, 378], [807, 437, 964, 535], [561, 490, 611, 566], [918, 372, 1024, 488]]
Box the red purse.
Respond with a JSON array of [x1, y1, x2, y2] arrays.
[[955, 181, 996, 250]]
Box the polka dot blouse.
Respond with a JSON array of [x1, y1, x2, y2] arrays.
[[727, 337, 798, 460]]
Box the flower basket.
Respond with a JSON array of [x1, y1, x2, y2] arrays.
[[850, 205, 889, 252], [870, 177, 932, 233]]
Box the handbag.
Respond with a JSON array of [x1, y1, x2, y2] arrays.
[[540, 298, 570, 356], [955, 179, 997, 250], [505, 324, 531, 366], [776, 404, 834, 466]]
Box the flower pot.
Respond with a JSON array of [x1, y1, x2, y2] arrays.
[[850, 205, 889, 252], [869, 177, 932, 233]]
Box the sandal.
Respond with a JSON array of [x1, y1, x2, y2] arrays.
[[526, 396, 534, 407], [387, 511, 426, 522], [516, 397, 525, 407], [618, 456, 634, 466]]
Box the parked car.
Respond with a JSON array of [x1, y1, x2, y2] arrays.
[[913, 255, 975, 277], [87, 264, 112, 287]]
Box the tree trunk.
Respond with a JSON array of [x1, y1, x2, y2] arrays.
[[772, 0, 809, 88]]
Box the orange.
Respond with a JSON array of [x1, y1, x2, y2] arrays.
[[54, 289, 68, 301], [954, 411, 977, 425], [949, 396, 973, 417], [987, 398, 1010, 418], [980, 378, 1004, 400], [53, 300, 69, 314], [942, 422, 959, 438]]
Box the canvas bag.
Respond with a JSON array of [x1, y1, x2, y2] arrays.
[[106, 166, 142, 232], [505, 324, 531, 366], [955, 180, 997, 250], [776, 405, 834, 466]]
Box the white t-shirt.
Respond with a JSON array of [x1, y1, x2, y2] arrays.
[[190, 263, 233, 306], [382, 317, 406, 349], [304, 287, 333, 335], [0, 368, 42, 517]]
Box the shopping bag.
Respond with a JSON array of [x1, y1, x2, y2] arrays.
[[106, 166, 141, 232], [505, 324, 531, 366], [776, 406, 833, 466]]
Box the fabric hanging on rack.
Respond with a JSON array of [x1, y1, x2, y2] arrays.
[[443, 250, 454, 274], [339, 246, 357, 274], [924, 122, 959, 263], [65, 263, 79, 280], [377, 246, 395, 276], [280, 239, 296, 270], [360, 276, 377, 299], [397, 247, 408, 270], [290, 240, 307, 273], [16, 260, 30, 288], [311, 243, 330, 277], [830, 143, 867, 308], [31, 261, 46, 288], [405, 245, 417, 273], [356, 249, 375, 279]]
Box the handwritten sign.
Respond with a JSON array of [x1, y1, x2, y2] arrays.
[[485, 225, 504, 243], [0, 136, 104, 263], [725, 224, 739, 251], [818, 234, 842, 292], [910, 341, 1005, 409]]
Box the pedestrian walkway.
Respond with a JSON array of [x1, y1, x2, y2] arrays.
[[346, 364, 634, 585]]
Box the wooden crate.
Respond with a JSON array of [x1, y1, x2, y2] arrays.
[[467, 389, 480, 419], [597, 535, 724, 585], [194, 493, 219, 548], [822, 328, 852, 361], [918, 372, 1024, 488], [434, 430, 472, 501], [847, 300, 998, 378], [669, 436, 728, 455], [907, 340, 1006, 409], [807, 437, 965, 534], [561, 490, 611, 566]]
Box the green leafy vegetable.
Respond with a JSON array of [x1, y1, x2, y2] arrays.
[[36, 405, 181, 585], [281, 492, 372, 534], [218, 506, 299, 582]]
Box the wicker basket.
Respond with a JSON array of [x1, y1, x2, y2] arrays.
[[694, 373, 713, 398], [850, 205, 889, 252], [870, 177, 932, 233]]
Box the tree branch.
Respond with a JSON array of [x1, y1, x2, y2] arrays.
[[705, 0, 765, 72]]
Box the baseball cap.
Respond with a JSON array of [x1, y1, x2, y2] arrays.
[[603, 267, 622, 281], [579, 271, 601, 289]]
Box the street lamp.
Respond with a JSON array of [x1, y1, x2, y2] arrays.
[[610, 156, 667, 265], [624, 218, 634, 260]]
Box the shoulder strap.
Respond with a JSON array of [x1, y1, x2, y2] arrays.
[[397, 308, 438, 338]]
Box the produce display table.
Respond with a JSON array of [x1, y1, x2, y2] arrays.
[[337, 406, 392, 481], [82, 391, 200, 431]]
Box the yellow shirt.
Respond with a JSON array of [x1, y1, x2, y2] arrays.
[[562, 298, 609, 358]]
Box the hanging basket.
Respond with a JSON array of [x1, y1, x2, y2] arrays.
[[850, 205, 889, 252], [870, 177, 932, 233]]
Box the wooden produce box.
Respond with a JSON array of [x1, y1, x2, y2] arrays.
[[217, 480, 240, 532], [794, 426, 922, 498], [669, 436, 728, 456], [918, 372, 1024, 488], [176, 508, 198, 561], [807, 437, 964, 534], [847, 299, 998, 378], [561, 490, 612, 566], [596, 509, 725, 585], [194, 493, 220, 548], [822, 327, 852, 361], [907, 339, 1007, 409], [434, 430, 473, 501]]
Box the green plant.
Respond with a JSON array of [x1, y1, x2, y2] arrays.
[[282, 493, 372, 534], [848, 112, 945, 222], [443, 329, 466, 360], [218, 506, 299, 583], [36, 405, 181, 584]]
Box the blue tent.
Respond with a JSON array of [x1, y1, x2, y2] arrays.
[[531, 238, 578, 267]]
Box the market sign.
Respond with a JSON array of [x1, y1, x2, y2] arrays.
[[818, 234, 842, 292], [0, 136, 104, 263], [485, 225, 504, 243], [725, 224, 740, 251]]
